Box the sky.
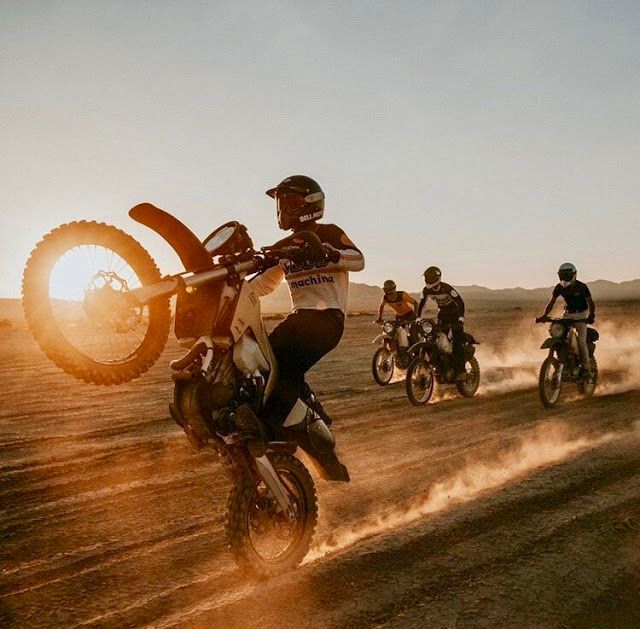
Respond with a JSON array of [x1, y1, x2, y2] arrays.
[[1, 1, 639, 296]]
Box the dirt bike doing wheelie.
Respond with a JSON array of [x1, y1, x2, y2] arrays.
[[22, 203, 350, 576], [404, 318, 481, 406], [370, 318, 416, 385], [535, 315, 599, 408]]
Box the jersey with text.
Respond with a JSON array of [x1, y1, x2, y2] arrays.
[[418, 282, 465, 319], [250, 223, 364, 314]]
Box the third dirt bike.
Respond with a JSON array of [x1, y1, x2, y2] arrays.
[[405, 318, 481, 406], [22, 203, 350, 576]]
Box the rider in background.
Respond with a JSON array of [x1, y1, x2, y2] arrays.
[[375, 280, 418, 324], [417, 266, 466, 382], [250, 175, 365, 432], [375, 280, 418, 346], [538, 262, 596, 375]]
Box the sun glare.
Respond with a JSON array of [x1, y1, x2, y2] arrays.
[[49, 245, 139, 302]]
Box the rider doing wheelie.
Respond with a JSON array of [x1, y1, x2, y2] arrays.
[[417, 266, 467, 382], [249, 175, 365, 446]]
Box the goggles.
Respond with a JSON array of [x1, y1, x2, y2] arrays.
[[558, 270, 575, 281], [275, 191, 306, 215]]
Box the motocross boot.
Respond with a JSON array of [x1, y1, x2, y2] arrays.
[[233, 404, 269, 456], [280, 399, 349, 482], [301, 382, 332, 426]]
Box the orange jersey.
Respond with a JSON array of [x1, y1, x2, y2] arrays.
[[381, 291, 416, 316]]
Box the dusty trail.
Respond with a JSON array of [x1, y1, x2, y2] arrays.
[[1, 303, 639, 627]]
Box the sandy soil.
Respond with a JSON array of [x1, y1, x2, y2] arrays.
[[1, 301, 640, 628]]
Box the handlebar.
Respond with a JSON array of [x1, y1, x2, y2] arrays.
[[536, 316, 590, 324], [131, 235, 325, 305]]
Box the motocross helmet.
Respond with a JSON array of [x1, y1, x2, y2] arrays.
[[558, 262, 577, 283], [266, 175, 325, 231], [383, 279, 397, 295], [423, 266, 442, 289]]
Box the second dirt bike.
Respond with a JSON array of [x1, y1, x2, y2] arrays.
[[371, 318, 416, 385], [22, 203, 350, 576], [535, 316, 599, 407], [405, 318, 481, 405]]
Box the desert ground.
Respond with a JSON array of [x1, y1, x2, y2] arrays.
[[1, 300, 640, 628]]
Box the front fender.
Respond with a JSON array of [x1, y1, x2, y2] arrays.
[[130, 203, 213, 272], [408, 340, 429, 356], [372, 333, 391, 344], [540, 338, 562, 350]]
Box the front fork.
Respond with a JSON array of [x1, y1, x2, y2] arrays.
[[253, 454, 295, 519], [549, 348, 564, 384]]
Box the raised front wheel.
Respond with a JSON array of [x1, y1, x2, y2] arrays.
[[22, 221, 171, 384]]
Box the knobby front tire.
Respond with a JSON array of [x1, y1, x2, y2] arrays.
[[22, 221, 171, 385]]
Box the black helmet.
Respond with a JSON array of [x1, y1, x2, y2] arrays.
[[383, 279, 396, 295], [558, 262, 577, 282], [266, 175, 325, 231], [423, 266, 442, 288]]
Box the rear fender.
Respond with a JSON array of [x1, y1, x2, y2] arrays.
[[129, 203, 213, 272]]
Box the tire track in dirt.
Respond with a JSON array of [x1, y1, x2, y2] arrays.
[[2, 308, 639, 627]]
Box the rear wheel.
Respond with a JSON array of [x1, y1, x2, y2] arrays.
[[539, 356, 562, 407], [372, 346, 394, 385], [225, 453, 318, 576], [456, 356, 481, 397], [577, 356, 598, 397], [22, 221, 171, 384], [405, 357, 434, 406]]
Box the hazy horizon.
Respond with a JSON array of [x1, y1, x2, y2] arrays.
[[2, 2, 639, 296]]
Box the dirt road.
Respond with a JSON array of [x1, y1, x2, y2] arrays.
[[2, 304, 639, 627]]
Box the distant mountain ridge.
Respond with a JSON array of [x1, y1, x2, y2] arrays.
[[260, 278, 640, 313], [1, 278, 638, 322]]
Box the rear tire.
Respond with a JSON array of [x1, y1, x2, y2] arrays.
[[372, 346, 394, 385], [456, 356, 481, 398], [22, 221, 171, 385], [405, 357, 434, 406], [225, 453, 317, 577], [539, 356, 562, 408]]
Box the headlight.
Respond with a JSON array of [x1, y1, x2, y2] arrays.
[[550, 322, 565, 338], [383, 321, 395, 334], [420, 320, 433, 335]]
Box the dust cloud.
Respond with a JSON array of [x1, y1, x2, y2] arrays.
[[306, 422, 622, 563], [475, 316, 640, 398], [475, 318, 541, 396], [593, 320, 640, 395]]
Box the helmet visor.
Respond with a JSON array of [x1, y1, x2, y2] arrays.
[[558, 269, 575, 281]]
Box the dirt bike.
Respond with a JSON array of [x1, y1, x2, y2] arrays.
[[535, 316, 599, 407], [404, 318, 481, 406], [22, 203, 350, 576], [370, 318, 417, 385]]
